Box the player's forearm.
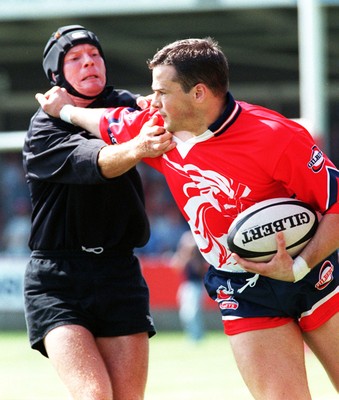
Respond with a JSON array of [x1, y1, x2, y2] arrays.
[[299, 213, 339, 268], [97, 120, 176, 178], [60, 104, 142, 177], [62, 106, 103, 138], [97, 141, 143, 178], [36, 88, 103, 137]]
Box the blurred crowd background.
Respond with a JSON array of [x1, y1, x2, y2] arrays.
[[0, 153, 31, 256]]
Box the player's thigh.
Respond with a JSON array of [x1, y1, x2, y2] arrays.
[[229, 321, 312, 400], [96, 332, 149, 400], [44, 324, 112, 399], [303, 311, 339, 391]]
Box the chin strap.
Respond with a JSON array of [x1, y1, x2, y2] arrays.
[[61, 80, 105, 100], [52, 71, 106, 100]]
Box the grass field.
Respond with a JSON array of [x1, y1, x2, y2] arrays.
[[0, 330, 337, 399]]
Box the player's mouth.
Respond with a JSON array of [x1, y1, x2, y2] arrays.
[[82, 75, 99, 81]]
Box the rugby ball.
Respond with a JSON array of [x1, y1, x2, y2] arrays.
[[227, 198, 318, 262]]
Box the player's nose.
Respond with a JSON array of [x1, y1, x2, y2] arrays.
[[82, 53, 95, 66], [151, 94, 161, 109]]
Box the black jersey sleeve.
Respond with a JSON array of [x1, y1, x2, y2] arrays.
[[23, 109, 107, 185], [23, 87, 139, 185]]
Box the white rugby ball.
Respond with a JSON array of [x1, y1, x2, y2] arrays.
[[227, 198, 318, 262]]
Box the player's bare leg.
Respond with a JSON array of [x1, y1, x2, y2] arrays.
[[45, 325, 149, 400], [44, 324, 113, 399], [229, 321, 312, 400], [96, 333, 149, 400], [45, 325, 149, 399], [303, 312, 339, 392]]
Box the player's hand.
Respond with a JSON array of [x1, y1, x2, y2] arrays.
[[136, 94, 157, 113], [35, 86, 74, 118], [133, 115, 176, 158], [232, 232, 295, 282], [136, 94, 152, 110]]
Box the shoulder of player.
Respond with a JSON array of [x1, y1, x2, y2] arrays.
[[92, 86, 139, 109], [235, 102, 309, 144]]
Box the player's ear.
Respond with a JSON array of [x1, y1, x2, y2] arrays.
[[193, 83, 207, 102]]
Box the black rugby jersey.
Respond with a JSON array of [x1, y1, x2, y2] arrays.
[[23, 87, 150, 252]]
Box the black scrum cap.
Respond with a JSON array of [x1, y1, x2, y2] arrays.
[[42, 25, 106, 99]]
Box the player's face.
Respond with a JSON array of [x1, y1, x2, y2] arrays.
[[151, 65, 201, 133], [63, 44, 106, 97]]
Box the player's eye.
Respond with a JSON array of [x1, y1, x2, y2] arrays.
[[65, 54, 79, 62]]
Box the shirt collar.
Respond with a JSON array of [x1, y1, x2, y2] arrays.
[[208, 92, 242, 136]]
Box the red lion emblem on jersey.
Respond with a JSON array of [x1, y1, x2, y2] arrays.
[[164, 156, 251, 269]]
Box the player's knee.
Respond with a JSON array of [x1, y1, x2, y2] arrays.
[[71, 382, 113, 400]]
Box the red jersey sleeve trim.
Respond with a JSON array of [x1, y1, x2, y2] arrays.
[[99, 107, 161, 146], [99, 108, 115, 144]]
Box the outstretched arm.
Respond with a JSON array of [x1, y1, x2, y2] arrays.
[[97, 115, 174, 177], [35, 87, 103, 137], [35, 86, 176, 178]]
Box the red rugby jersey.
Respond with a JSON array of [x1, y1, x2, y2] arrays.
[[100, 93, 339, 272]]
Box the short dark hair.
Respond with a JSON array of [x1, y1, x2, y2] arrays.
[[147, 37, 229, 96]]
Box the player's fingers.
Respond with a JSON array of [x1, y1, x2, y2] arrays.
[[152, 135, 174, 153], [236, 258, 256, 270], [42, 86, 58, 98], [145, 114, 161, 128], [136, 96, 151, 110], [275, 231, 286, 253], [49, 85, 63, 93], [160, 139, 176, 151], [232, 253, 270, 275], [140, 118, 166, 138], [35, 93, 46, 106], [231, 253, 253, 269], [231, 253, 241, 265], [158, 131, 173, 141], [43, 86, 66, 100]]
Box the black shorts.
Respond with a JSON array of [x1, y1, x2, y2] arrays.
[[204, 252, 339, 335], [24, 251, 156, 357]]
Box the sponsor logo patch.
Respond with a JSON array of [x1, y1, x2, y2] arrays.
[[308, 145, 325, 173], [315, 260, 334, 290], [216, 280, 239, 310]]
